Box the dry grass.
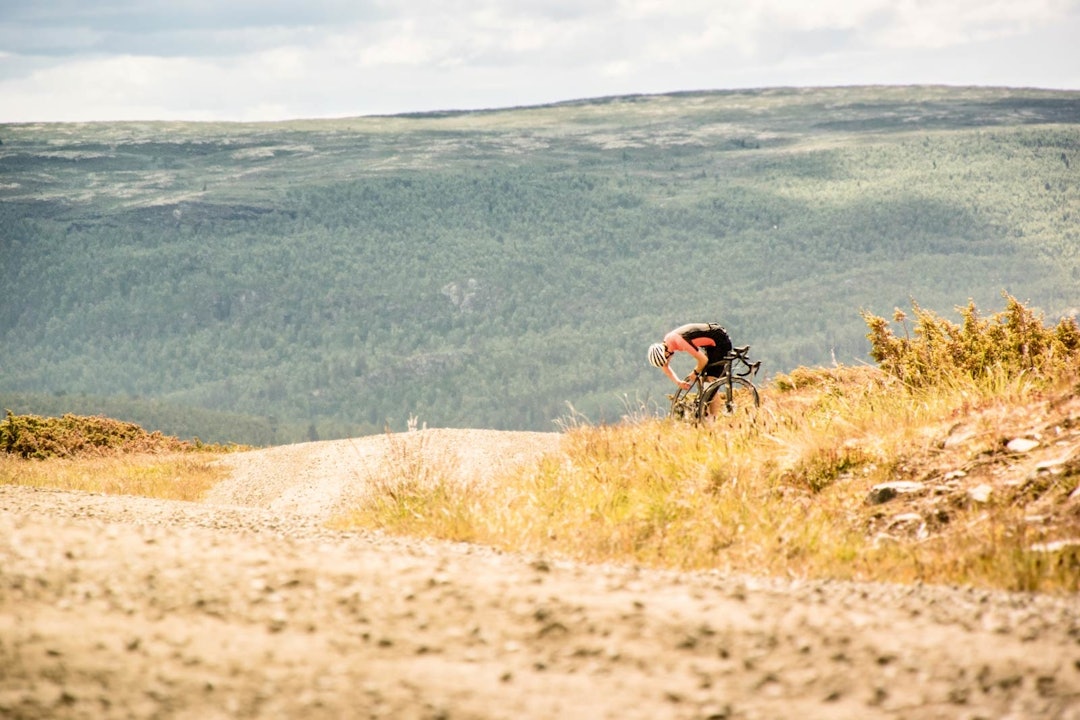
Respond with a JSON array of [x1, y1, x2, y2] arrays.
[[329, 428, 481, 540], [337, 365, 1080, 594], [0, 452, 227, 502], [7, 372, 1078, 593], [0, 411, 242, 501]]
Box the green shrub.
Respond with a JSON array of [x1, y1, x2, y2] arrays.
[[862, 293, 1080, 387], [0, 410, 189, 459]]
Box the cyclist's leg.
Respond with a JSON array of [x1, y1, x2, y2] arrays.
[[721, 377, 759, 414], [701, 345, 729, 381], [710, 330, 733, 369], [699, 376, 759, 419], [698, 379, 726, 420]]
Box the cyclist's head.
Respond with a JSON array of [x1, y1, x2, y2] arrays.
[[647, 342, 669, 368]]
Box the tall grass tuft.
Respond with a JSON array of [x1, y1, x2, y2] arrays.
[[329, 429, 484, 542]]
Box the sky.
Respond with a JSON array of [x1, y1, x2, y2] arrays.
[[1, 0, 1078, 124]]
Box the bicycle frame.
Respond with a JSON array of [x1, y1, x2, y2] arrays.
[[668, 373, 709, 422], [667, 346, 761, 422]]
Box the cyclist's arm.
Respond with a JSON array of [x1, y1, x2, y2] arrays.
[[663, 332, 709, 374], [661, 361, 684, 386]]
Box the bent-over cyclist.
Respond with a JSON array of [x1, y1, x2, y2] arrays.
[[647, 322, 733, 390]]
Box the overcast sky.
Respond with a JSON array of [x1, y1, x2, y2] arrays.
[[1, 0, 1078, 123]]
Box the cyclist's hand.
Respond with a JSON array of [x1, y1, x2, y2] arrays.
[[678, 380, 692, 390]]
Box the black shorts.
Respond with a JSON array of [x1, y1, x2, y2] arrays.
[[702, 334, 733, 375]]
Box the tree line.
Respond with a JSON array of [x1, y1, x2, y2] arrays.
[[1, 87, 1078, 443]]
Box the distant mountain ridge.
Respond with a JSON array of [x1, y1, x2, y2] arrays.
[[2, 86, 1078, 443]]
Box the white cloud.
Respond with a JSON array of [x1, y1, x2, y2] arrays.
[[351, 20, 447, 67], [0, 0, 1077, 122]]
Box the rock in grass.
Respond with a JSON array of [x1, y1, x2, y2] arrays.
[[867, 481, 926, 505], [1006, 437, 1040, 453]]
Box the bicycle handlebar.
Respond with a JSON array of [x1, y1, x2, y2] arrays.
[[721, 346, 760, 378], [729, 345, 751, 359]]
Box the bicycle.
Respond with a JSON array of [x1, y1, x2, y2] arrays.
[[668, 345, 761, 423]]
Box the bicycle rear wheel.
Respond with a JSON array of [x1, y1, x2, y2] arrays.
[[699, 377, 760, 420]]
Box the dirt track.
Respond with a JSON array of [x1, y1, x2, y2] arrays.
[[2, 429, 1079, 719]]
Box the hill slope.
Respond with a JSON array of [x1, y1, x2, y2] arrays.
[[2, 86, 1079, 442]]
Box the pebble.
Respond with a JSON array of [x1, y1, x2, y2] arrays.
[[1006, 438, 1040, 453]]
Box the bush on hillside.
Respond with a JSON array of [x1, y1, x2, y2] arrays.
[[0, 410, 190, 459], [862, 293, 1080, 387]]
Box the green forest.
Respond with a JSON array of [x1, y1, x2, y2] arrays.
[[2, 86, 1079, 444]]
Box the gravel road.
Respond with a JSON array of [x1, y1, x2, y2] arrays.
[[2, 429, 1079, 719]]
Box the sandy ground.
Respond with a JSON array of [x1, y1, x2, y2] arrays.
[[2, 428, 1079, 719]]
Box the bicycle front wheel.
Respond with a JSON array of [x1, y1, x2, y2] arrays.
[[699, 377, 760, 420], [669, 388, 698, 422]]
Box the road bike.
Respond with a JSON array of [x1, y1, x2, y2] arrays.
[[668, 345, 761, 423]]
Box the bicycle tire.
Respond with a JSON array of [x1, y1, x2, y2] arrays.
[[668, 387, 699, 422], [698, 377, 760, 420]]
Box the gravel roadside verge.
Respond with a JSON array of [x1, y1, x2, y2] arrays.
[[2, 429, 1079, 719]]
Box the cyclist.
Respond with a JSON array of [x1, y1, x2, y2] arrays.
[[648, 322, 733, 390]]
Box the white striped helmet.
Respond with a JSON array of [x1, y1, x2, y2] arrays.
[[647, 342, 669, 368]]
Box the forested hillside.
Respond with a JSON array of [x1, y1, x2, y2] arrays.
[[2, 86, 1079, 443]]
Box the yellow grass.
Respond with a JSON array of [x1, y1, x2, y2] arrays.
[[5, 352, 1077, 593], [334, 366, 1080, 594], [329, 429, 481, 540], [0, 452, 226, 502]]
